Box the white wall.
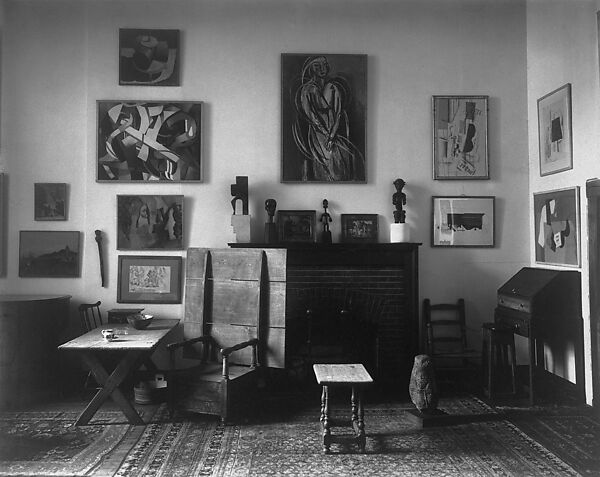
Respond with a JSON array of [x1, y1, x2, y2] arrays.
[[0, 0, 529, 352], [526, 0, 599, 403]]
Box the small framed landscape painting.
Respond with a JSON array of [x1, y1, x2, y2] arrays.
[[431, 196, 495, 247], [537, 84, 573, 176], [432, 95, 489, 180], [34, 183, 67, 220], [533, 186, 580, 267], [341, 214, 378, 243], [277, 210, 316, 243], [117, 195, 183, 250], [119, 29, 180, 86], [19, 230, 80, 277], [97, 100, 202, 183], [117, 255, 182, 304]]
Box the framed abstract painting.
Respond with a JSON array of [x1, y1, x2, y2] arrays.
[[277, 210, 316, 243], [97, 100, 202, 182], [432, 95, 489, 180], [341, 214, 378, 243], [117, 255, 182, 304], [431, 196, 495, 247], [533, 187, 580, 267], [537, 84, 573, 176], [281, 53, 367, 183]]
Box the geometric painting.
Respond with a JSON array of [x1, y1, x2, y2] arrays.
[[533, 186, 580, 267], [19, 230, 80, 277], [119, 29, 180, 86], [281, 53, 367, 183], [97, 101, 202, 182], [117, 195, 183, 250]]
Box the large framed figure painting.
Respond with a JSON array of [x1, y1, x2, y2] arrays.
[[534, 187, 580, 267], [19, 231, 80, 277], [281, 54, 367, 183], [97, 100, 202, 182], [117, 195, 183, 250], [537, 84, 573, 176]]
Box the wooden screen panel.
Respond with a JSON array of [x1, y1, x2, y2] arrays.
[[209, 249, 263, 281], [208, 280, 261, 327]]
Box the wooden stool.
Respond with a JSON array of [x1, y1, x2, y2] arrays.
[[313, 363, 373, 454], [481, 323, 517, 399]]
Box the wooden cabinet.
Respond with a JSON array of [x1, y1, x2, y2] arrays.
[[0, 295, 71, 408]]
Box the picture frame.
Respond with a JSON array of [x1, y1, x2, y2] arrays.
[[537, 83, 573, 176], [19, 230, 80, 277], [117, 195, 183, 250], [97, 100, 202, 183], [281, 53, 367, 183], [34, 183, 67, 221], [431, 196, 495, 247], [277, 210, 316, 243], [533, 186, 580, 267], [119, 29, 180, 86], [432, 95, 489, 180], [117, 255, 182, 304], [341, 214, 378, 243]]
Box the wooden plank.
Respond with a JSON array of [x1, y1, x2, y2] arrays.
[[313, 363, 373, 385], [209, 323, 257, 365], [263, 249, 287, 282], [210, 249, 263, 280], [263, 327, 285, 368], [184, 278, 205, 326], [186, 248, 209, 279], [210, 281, 260, 326], [265, 281, 286, 328]]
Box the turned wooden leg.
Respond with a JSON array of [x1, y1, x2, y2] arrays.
[[352, 386, 366, 452], [320, 385, 331, 454]]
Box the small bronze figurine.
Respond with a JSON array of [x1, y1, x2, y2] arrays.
[[392, 178, 406, 224], [264, 199, 278, 243], [230, 176, 249, 215], [320, 199, 332, 243]]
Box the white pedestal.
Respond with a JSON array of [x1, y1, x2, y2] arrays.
[[390, 223, 410, 243], [231, 215, 251, 243]]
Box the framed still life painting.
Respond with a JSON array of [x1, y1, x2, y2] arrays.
[[117, 195, 183, 250], [431, 196, 495, 247], [97, 100, 202, 183], [119, 29, 180, 86], [117, 255, 182, 304], [537, 84, 573, 176], [281, 53, 367, 183], [432, 95, 489, 180], [533, 187, 580, 267]]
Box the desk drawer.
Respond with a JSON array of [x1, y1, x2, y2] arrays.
[[495, 308, 530, 337]]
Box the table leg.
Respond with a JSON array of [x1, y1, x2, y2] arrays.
[[77, 350, 146, 426], [351, 386, 366, 452], [528, 335, 535, 406], [320, 385, 331, 454]]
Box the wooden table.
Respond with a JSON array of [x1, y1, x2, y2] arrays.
[[59, 318, 179, 425], [313, 363, 373, 453]]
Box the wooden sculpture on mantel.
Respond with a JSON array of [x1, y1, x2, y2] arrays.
[[390, 178, 410, 242], [320, 199, 332, 243], [264, 198, 278, 244], [230, 176, 251, 243]]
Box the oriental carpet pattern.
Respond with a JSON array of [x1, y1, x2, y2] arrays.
[[0, 396, 596, 476]]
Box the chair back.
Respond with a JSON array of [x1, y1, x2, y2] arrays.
[[78, 301, 103, 333], [423, 298, 468, 356]]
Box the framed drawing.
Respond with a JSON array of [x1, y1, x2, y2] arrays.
[[537, 84, 573, 176], [341, 214, 378, 243], [277, 210, 316, 243], [97, 100, 202, 182], [431, 196, 495, 247], [117, 255, 182, 304], [281, 53, 367, 183], [117, 195, 183, 250], [533, 186, 580, 267], [119, 29, 180, 86], [19, 230, 80, 277], [34, 183, 67, 220], [432, 95, 489, 180]]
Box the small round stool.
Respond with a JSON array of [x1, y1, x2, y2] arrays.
[[481, 323, 517, 399]]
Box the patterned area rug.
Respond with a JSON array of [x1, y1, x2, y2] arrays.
[[113, 396, 579, 477]]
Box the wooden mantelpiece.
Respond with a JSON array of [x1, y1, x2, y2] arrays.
[[230, 243, 421, 389]]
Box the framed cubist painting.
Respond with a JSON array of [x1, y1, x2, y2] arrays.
[[19, 230, 80, 277], [117, 255, 182, 304], [97, 100, 202, 182], [533, 187, 580, 267], [281, 54, 367, 183], [119, 29, 180, 86], [432, 95, 489, 180], [431, 196, 495, 247], [117, 195, 183, 250], [537, 84, 573, 176]]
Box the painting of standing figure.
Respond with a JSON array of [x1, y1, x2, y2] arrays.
[[117, 195, 183, 250], [282, 54, 367, 183]]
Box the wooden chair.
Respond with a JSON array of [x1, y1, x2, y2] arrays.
[[77, 301, 105, 392], [422, 298, 480, 385], [167, 248, 286, 423]]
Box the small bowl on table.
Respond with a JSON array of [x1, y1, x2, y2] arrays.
[[127, 313, 154, 330]]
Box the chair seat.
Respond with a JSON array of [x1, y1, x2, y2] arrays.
[[173, 362, 256, 383]]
